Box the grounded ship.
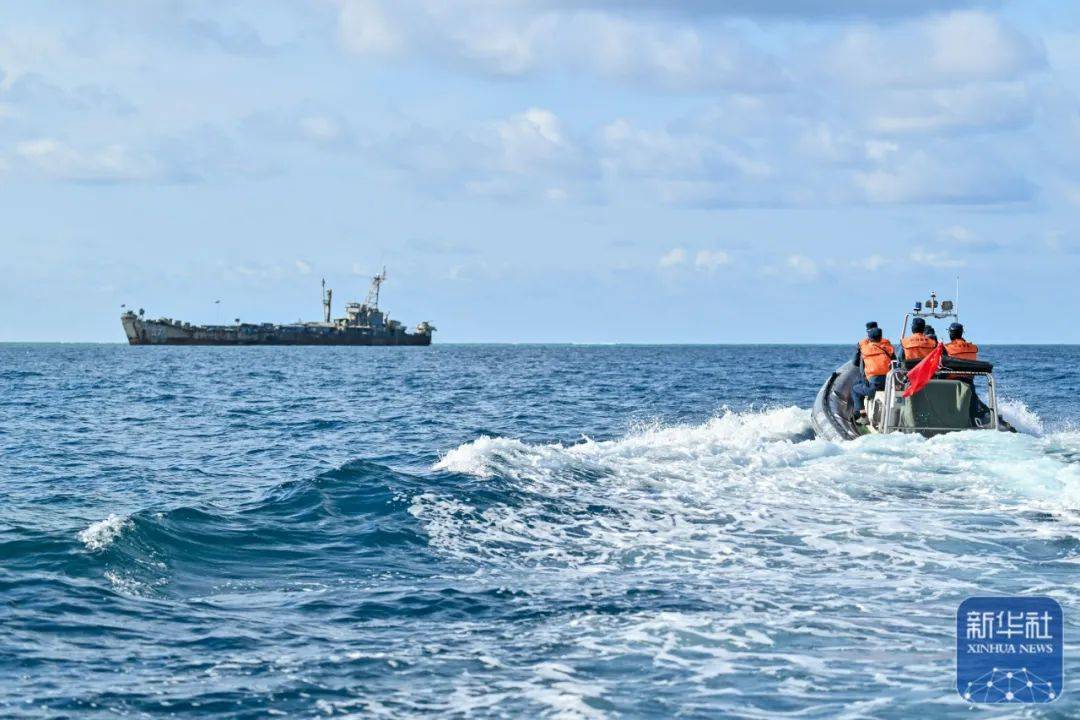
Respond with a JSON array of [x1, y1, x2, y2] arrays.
[[121, 270, 434, 346]]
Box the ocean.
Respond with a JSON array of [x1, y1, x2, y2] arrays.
[[1, 343, 1077, 718]]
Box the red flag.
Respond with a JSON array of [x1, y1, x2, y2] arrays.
[[902, 343, 944, 397]]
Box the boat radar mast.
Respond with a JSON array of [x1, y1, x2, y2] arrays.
[[321, 279, 333, 323], [364, 268, 387, 309], [901, 290, 957, 339]]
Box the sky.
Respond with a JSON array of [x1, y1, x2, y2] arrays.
[[2, 0, 1080, 343]]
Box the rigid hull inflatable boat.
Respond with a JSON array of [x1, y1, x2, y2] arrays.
[[812, 292, 1016, 441]]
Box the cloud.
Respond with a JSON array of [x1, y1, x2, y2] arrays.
[[909, 247, 967, 267], [378, 107, 592, 201], [823, 11, 1044, 88], [13, 137, 160, 183], [295, 260, 312, 275], [1042, 230, 1080, 254], [337, 0, 401, 54], [937, 225, 1004, 252], [333, 1, 785, 90], [299, 115, 348, 145], [864, 83, 1034, 136], [694, 249, 731, 271], [658, 248, 687, 268], [854, 148, 1034, 205], [539, 1, 996, 20], [855, 254, 888, 271], [786, 254, 820, 279]]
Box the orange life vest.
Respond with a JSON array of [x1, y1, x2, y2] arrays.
[[860, 339, 893, 379], [944, 339, 978, 361], [859, 338, 895, 355], [901, 332, 937, 361]]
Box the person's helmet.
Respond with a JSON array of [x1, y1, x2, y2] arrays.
[[910, 317, 926, 333], [948, 322, 964, 340], [868, 327, 883, 341], [866, 321, 878, 330]]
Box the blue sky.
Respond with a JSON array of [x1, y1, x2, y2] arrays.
[[2, 0, 1080, 342]]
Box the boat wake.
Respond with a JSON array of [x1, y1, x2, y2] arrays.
[[420, 407, 1080, 576]]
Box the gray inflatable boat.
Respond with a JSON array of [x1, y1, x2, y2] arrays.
[[811, 359, 1015, 440]]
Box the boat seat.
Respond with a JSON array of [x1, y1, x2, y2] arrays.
[[898, 379, 973, 430]]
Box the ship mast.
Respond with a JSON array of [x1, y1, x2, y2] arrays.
[[364, 267, 387, 309], [322, 278, 333, 323]]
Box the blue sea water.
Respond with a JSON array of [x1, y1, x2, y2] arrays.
[[1, 343, 1078, 719]]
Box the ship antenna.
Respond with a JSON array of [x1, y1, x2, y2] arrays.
[[365, 267, 387, 309], [322, 278, 333, 323], [955, 275, 960, 322]]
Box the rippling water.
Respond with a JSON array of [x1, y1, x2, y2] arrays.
[[2, 344, 1078, 718]]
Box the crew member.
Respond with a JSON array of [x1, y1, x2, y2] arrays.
[[943, 322, 978, 360], [899, 317, 937, 362], [856, 321, 893, 361], [925, 325, 937, 341], [851, 326, 895, 419]]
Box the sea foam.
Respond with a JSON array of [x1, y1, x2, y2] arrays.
[[78, 514, 131, 551]]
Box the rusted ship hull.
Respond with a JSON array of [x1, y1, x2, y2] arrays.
[[122, 315, 432, 346]]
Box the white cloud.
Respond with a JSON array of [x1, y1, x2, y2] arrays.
[[658, 248, 687, 268], [337, 0, 401, 54], [936, 225, 1004, 252], [299, 115, 346, 144], [295, 259, 312, 275], [487, 108, 572, 173], [13, 137, 159, 183], [380, 107, 592, 201], [786, 254, 820, 279], [854, 149, 1033, 205], [334, 1, 784, 90], [865, 83, 1033, 136], [909, 247, 967, 267], [694, 249, 731, 271], [855, 254, 888, 271], [824, 11, 1044, 88]]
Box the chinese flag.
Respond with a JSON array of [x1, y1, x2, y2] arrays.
[[902, 343, 944, 397]]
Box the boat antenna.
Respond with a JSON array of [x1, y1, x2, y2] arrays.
[[364, 267, 387, 309], [955, 275, 960, 322], [322, 278, 333, 323]]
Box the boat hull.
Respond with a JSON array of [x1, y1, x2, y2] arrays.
[[811, 361, 1015, 439], [122, 316, 432, 346], [811, 362, 863, 441]]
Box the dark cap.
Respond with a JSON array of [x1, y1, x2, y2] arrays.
[[911, 317, 926, 332], [866, 321, 878, 330]]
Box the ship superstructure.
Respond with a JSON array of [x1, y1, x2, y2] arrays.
[[121, 270, 434, 346]]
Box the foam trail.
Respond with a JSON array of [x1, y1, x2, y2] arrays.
[[422, 407, 1080, 576], [434, 406, 815, 479], [78, 514, 131, 551]]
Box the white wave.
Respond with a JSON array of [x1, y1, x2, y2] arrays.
[[434, 405, 815, 480], [419, 407, 1080, 576], [78, 513, 131, 551], [414, 408, 1080, 716], [997, 398, 1044, 436]]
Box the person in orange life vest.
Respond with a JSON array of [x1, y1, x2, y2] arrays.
[[942, 322, 979, 384], [943, 322, 978, 360], [854, 321, 895, 368], [898, 317, 937, 362], [851, 325, 896, 419]]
